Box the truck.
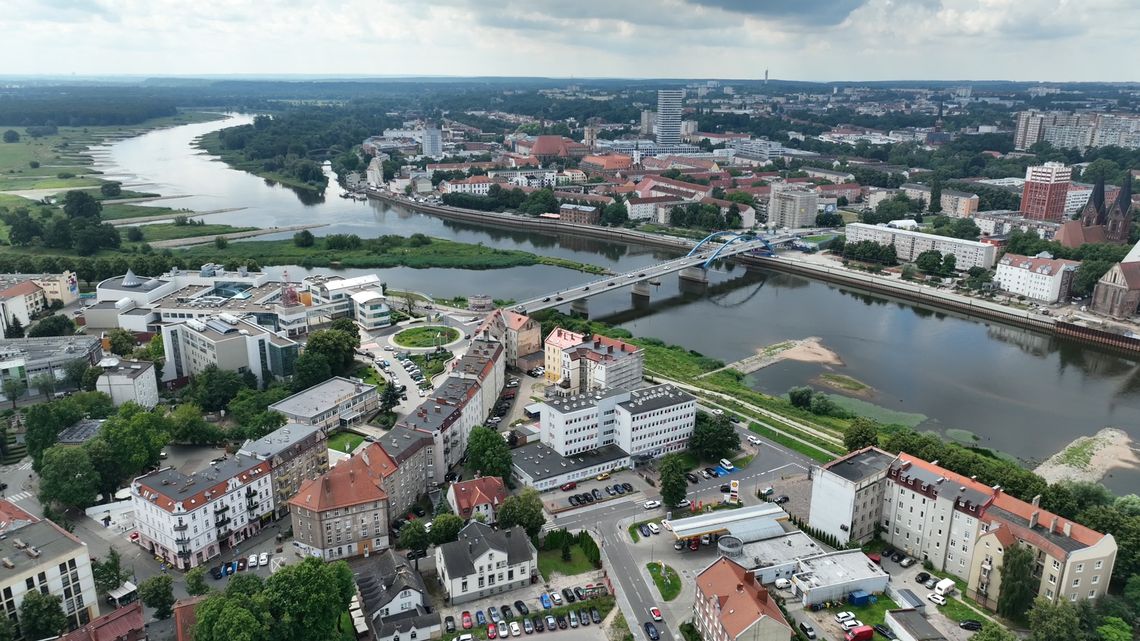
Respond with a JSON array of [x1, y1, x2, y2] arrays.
[[844, 625, 874, 641], [934, 578, 956, 597]]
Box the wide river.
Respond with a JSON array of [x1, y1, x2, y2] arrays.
[[91, 114, 1140, 492]]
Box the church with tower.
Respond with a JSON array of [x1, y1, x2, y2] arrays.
[[1058, 175, 1133, 248]]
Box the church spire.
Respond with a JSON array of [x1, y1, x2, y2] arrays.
[[1080, 177, 1107, 226]]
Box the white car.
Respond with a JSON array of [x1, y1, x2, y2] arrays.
[[258, 552, 269, 566], [928, 593, 947, 606], [747, 435, 762, 446], [643, 500, 661, 510], [510, 621, 521, 637], [834, 612, 855, 623], [840, 620, 864, 632], [712, 409, 724, 415], [248, 554, 259, 568], [675, 499, 691, 508]]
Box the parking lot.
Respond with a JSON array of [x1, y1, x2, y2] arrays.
[[438, 572, 611, 640]]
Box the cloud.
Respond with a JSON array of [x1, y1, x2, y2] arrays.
[[685, 0, 871, 26]]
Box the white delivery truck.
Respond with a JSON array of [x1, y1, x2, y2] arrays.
[[934, 578, 956, 597]]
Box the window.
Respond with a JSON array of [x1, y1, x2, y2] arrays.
[[1095, 561, 1103, 570], [1076, 563, 1084, 573], [1072, 578, 1080, 588], [1092, 575, 1099, 585]]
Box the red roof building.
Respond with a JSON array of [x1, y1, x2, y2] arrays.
[[693, 557, 791, 641], [60, 602, 145, 641], [446, 476, 508, 523]]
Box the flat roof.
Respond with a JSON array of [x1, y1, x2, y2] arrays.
[[823, 448, 896, 483], [618, 384, 693, 414], [545, 388, 627, 414], [739, 531, 826, 570], [238, 423, 323, 460], [511, 442, 628, 482], [666, 504, 789, 540], [0, 520, 85, 575], [887, 609, 946, 641], [57, 419, 104, 445], [793, 550, 888, 587], [270, 377, 375, 419], [99, 275, 169, 293], [0, 336, 101, 365]]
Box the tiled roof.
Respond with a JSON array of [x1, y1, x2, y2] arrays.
[[288, 443, 392, 512], [696, 557, 790, 639], [59, 602, 144, 641], [546, 327, 585, 350], [1056, 220, 1107, 248], [0, 280, 42, 299], [449, 476, 508, 518], [173, 596, 208, 641], [997, 253, 1080, 275], [438, 522, 534, 578], [581, 154, 632, 170]]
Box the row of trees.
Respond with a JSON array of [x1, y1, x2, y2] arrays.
[[1, 191, 122, 255], [787, 387, 853, 419], [658, 413, 741, 508], [840, 239, 898, 266], [667, 202, 743, 231], [397, 487, 548, 562]]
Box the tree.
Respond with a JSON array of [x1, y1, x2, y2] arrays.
[[62, 190, 103, 219], [379, 383, 402, 413], [92, 549, 129, 595], [915, 249, 944, 274], [658, 454, 689, 508], [27, 314, 75, 337], [399, 520, 429, 553], [497, 488, 547, 537], [467, 427, 513, 480], [303, 329, 357, 375], [928, 178, 943, 214], [430, 513, 465, 545], [190, 365, 250, 411], [601, 201, 629, 227], [561, 539, 572, 562], [329, 318, 361, 348], [1028, 598, 1080, 641], [106, 328, 137, 356], [1, 378, 26, 409], [81, 366, 102, 391], [1124, 574, 1140, 612], [186, 566, 211, 596], [39, 445, 99, 509], [294, 229, 315, 246], [1096, 616, 1132, 641], [788, 386, 814, 409], [100, 182, 123, 198], [262, 558, 353, 641], [816, 212, 843, 227], [941, 253, 957, 275], [688, 413, 740, 462], [844, 417, 880, 451], [30, 373, 56, 399], [4, 316, 23, 339], [0, 617, 13, 641], [291, 351, 332, 392], [969, 623, 1018, 641], [1, 130, 18, 143], [64, 358, 89, 389], [1113, 494, 1140, 517], [194, 595, 270, 641], [139, 574, 175, 619], [18, 590, 67, 640], [997, 543, 1038, 619], [214, 236, 229, 249]]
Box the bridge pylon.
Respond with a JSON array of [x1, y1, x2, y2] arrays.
[[570, 298, 589, 317], [679, 266, 709, 284]]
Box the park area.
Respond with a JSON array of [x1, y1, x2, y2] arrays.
[[392, 326, 459, 348]]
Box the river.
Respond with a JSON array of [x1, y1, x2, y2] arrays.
[[90, 114, 1140, 493]]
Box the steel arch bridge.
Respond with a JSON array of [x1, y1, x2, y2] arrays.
[[687, 231, 775, 268]]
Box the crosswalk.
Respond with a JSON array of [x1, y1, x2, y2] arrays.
[[16, 460, 32, 471], [5, 491, 32, 503]]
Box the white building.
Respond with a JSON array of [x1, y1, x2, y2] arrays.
[[656, 90, 684, 146], [422, 126, 443, 158], [844, 223, 997, 270], [972, 211, 1060, 240], [808, 448, 897, 546], [356, 549, 440, 641], [131, 453, 274, 569], [790, 550, 890, 606], [0, 280, 46, 333], [768, 185, 819, 229], [1065, 184, 1094, 215], [0, 503, 100, 631], [94, 357, 159, 409], [159, 313, 300, 387], [304, 273, 388, 329], [269, 376, 379, 433], [435, 522, 537, 605], [440, 176, 494, 195], [995, 253, 1080, 303], [557, 334, 644, 395], [397, 377, 482, 484]]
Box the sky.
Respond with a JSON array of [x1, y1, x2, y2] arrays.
[[1, 0, 1137, 82]]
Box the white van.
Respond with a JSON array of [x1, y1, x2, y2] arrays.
[[934, 578, 956, 596], [719, 458, 735, 471], [773, 578, 791, 589]]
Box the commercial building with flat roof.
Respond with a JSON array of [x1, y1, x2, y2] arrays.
[[885, 609, 947, 641], [0, 517, 99, 630], [269, 376, 378, 433], [160, 313, 299, 388], [510, 442, 630, 491], [0, 336, 102, 405], [94, 357, 159, 409], [790, 550, 890, 606], [809, 447, 897, 546]]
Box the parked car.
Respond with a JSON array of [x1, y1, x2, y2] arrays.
[[613, 484, 626, 495], [835, 612, 856, 623], [568, 610, 579, 628], [644, 622, 661, 641], [533, 615, 544, 632], [590, 607, 602, 624], [704, 467, 719, 478], [675, 498, 691, 508], [237, 558, 247, 571], [900, 557, 917, 568], [489, 606, 502, 623], [719, 458, 735, 471], [462, 611, 473, 629], [747, 435, 762, 445], [647, 523, 660, 535], [501, 605, 513, 620], [550, 591, 562, 605], [258, 552, 269, 566], [774, 495, 790, 504], [840, 619, 864, 632], [622, 482, 633, 492], [578, 607, 590, 626], [689, 538, 700, 551], [476, 610, 486, 625], [592, 488, 602, 500], [573, 587, 585, 601], [674, 540, 686, 551], [406, 549, 427, 560], [720, 483, 731, 493], [873, 624, 897, 639], [514, 600, 530, 616], [523, 618, 534, 634], [497, 622, 508, 638], [928, 593, 947, 606], [540, 593, 552, 609], [555, 614, 567, 629], [445, 616, 456, 633], [685, 472, 699, 483], [643, 500, 661, 509], [606, 486, 616, 496], [509, 621, 521, 637], [798, 621, 817, 639], [638, 524, 652, 538], [562, 588, 576, 603], [581, 493, 594, 503], [596, 472, 610, 481], [569, 495, 580, 506], [883, 547, 896, 558], [891, 552, 905, 563], [959, 620, 983, 631], [545, 614, 557, 630], [247, 553, 259, 568], [923, 577, 938, 589], [210, 566, 223, 579], [487, 623, 497, 639], [915, 572, 930, 584]]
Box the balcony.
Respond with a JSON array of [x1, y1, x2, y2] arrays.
[[245, 488, 257, 498], [175, 536, 189, 545], [246, 500, 260, 512], [177, 550, 191, 559], [214, 504, 230, 514], [215, 516, 231, 528], [174, 523, 188, 532]]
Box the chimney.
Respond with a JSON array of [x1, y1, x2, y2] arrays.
[[736, 583, 744, 593], [1050, 516, 1059, 532], [1063, 522, 1072, 537], [1032, 494, 1041, 507], [1029, 511, 1039, 529]]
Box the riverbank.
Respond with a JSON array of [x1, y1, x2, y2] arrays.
[[194, 130, 325, 194], [149, 223, 325, 248], [1034, 428, 1140, 485], [173, 235, 607, 273]]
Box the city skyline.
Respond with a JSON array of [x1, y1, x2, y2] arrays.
[[4, 0, 1140, 81]]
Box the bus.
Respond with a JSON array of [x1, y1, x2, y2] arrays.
[[106, 581, 138, 608]]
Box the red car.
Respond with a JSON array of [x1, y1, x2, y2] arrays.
[[649, 607, 663, 622], [462, 611, 473, 629], [689, 538, 699, 551], [487, 623, 498, 639], [560, 482, 577, 491]]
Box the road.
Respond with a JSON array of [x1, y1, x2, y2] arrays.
[[551, 421, 814, 641]]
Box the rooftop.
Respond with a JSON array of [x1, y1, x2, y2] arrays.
[[887, 609, 947, 641], [889, 455, 995, 513], [0, 336, 101, 365], [400, 377, 478, 434], [695, 557, 790, 639], [449, 476, 508, 516], [373, 425, 432, 464], [98, 272, 170, 293], [544, 388, 629, 414], [618, 384, 694, 415], [511, 441, 629, 482], [59, 601, 145, 641], [0, 499, 38, 536], [97, 357, 154, 380], [666, 504, 789, 540], [793, 550, 888, 587], [270, 377, 376, 419], [739, 531, 826, 570], [437, 522, 534, 578], [57, 419, 104, 445], [0, 280, 42, 299], [0, 520, 86, 576], [822, 447, 897, 483], [288, 444, 393, 513], [134, 454, 269, 513], [238, 423, 325, 460], [997, 253, 1080, 275]]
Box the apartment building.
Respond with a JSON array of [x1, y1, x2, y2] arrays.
[[440, 176, 493, 195], [446, 476, 508, 524], [435, 522, 537, 606], [537, 383, 695, 459], [558, 334, 644, 395], [397, 377, 483, 484], [238, 423, 329, 519], [373, 427, 432, 519], [693, 557, 791, 641], [995, 253, 1080, 303], [355, 549, 440, 641], [767, 185, 818, 229], [656, 90, 684, 146], [559, 204, 600, 225], [808, 448, 1118, 612], [1020, 162, 1072, 222], [477, 310, 541, 369], [0, 337, 101, 405], [0, 503, 99, 631], [0, 271, 79, 307], [544, 328, 584, 382], [132, 454, 274, 569], [94, 357, 159, 409], [0, 280, 47, 332], [972, 211, 1060, 240], [808, 447, 897, 546], [844, 223, 996, 270], [900, 183, 980, 217], [804, 167, 855, 183], [159, 313, 299, 387], [269, 376, 379, 433], [288, 445, 393, 560], [453, 339, 505, 427]]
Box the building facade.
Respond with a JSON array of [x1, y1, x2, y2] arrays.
[[557, 334, 644, 395], [94, 357, 159, 409], [844, 223, 997, 270], [808, 447, 896, 546], [767, 186, 818, 229], [693, 557, 792, 641], [446, 476, 508, 524], [356, 549, 440, 641], [435, 522, 537, 606], [238, 423, 330, 519], [374, 428, 433, 519], [0, 281, 47, 333], [288, 446, 393, 560], [995, 253, 1079, 303], [269, 377, 379, 433], [559, 204, 600, 225], [656, 90, 684, 146], [159, 313, 299, 387], [1020, 162, 1072, 222]]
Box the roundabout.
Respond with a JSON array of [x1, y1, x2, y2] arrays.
[[391, 325, 461, 349]]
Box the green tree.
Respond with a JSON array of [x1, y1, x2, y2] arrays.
[[186, 566, 211, 596], [430, 513, 465, 545], [27, 314, 75, 337], [4, 316, 24, 339], [262, 558, 353, 641], [62, 190, 103, 219], [928, 178, 943, 213], [107, 328, 136, 356], [601, 200, 629, 226], [399, 520, 430, 554], [998, 543, 1038, 619], [2, 130, 18, 143], [788, 386, 814, 409], [1124, 574, 1140, 612], [434, 497, 454, 516], [291, 351, 332, 392], [329, 318, 361, 348], [688, 413, 740, 462], [658, 453, 689, 508], [0, 617, 14, 641], [194, 595, 271, 641], [293, 229, 315, 247], [25, 400, 81, 470], [969, 623, 1018, 641], [190, 365, 250, 411], [168, 403, 224, 444], [30, 373, 56, 399], [39, 445, 100, 508], [303, 329, 357, 375], [1096, 616, 1132, 641], [1028, 598, 1080, 641], [139, 574, 176, 619], [379, 383, 402, 413], [81, 366, 102, 391], [100, 182, 123, 198], [64, 358, 89, 389], [1113, 494, 1140, 517], [18, 590, 67, 640], [1081, 159, 1120, 185], [214, 236, 228, 249], [844, 417, 880, 451], [92, 548, 129, 595], [467, 427, 512, 480], [915, 249, 944, 274], [497, 487, 547, 537], [561, 539, 572, 562], [941, 253, 957, 275]]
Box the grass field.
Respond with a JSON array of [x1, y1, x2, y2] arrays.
[[823, 597, 900, 626], [538, 547, 595, 580], [327, 431, 364, 454], [101, 202, 187, 221], [646, 562, 681, 601], [125, 222, 256, 244], [394, 326, 460, 348]]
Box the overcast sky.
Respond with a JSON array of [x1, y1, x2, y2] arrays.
[[3, 0, 1136, 81]]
